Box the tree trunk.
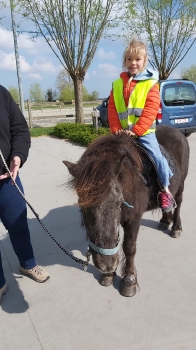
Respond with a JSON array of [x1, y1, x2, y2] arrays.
[[159, 72, 169, 80], [72, 73, 84, 124]]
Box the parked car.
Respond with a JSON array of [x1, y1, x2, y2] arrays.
[[92, 80, 196, 136], [91, 97, 109, 127], [158, 79, 196, 137]]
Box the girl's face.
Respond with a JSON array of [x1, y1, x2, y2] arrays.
[[125, 51, 147, 76]]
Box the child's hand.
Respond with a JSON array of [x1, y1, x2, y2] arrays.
[[114, 130, 124, 135], [124, 130, 135, 136], [114, 130, 135, 136]]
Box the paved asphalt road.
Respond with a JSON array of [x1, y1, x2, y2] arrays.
[[0, 133, 196, 349]]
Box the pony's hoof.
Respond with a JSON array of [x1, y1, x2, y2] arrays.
[[158, 222, 169, 230], [100, 274, 114, 287], [120, 283, 137, 297], [170, 229, 181, 238]]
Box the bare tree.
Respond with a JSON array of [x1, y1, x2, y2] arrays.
[[17, 0, 120, 123], [122, 0, 196, 80]]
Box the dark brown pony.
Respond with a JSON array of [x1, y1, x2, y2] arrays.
[[63, 125, 189, 297]]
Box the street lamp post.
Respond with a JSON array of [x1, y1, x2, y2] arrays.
[[10, 0, 25, 116]]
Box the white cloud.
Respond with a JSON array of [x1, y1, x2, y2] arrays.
[[0, 28, 14, 50], [170, 70, 181, 79], [28, 73, 42, 80], [0, 51, 16, 71], [96, 48, 116, 60], [32, 58, 57, 74], [19, 56, 32, 72], [91, 63, 120, 78], [0, 51, 31, 72], [18, 35, 50, 56], [84, 71, 90, 80], [0, 50, 57, 76], [0, 27, 51, 56]]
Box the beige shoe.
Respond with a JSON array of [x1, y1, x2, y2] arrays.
[[0, 284, 9, 303], [20, 265, 50, 283]]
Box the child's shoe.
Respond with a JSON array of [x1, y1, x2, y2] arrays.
[[158, 191, 177, 213]]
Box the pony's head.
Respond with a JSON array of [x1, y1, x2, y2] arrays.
[[63, 134, 142, 273]]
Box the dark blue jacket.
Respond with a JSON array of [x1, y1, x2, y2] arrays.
[[0, 85, 30, 175]]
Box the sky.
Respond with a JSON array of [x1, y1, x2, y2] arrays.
[[0, 6, 196, 100]]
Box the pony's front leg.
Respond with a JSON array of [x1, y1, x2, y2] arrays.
[[121, 222, 139, 297]]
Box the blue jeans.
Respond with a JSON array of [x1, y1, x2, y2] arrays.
[[0, 176, 36, 288], [138, 132, 173, 188]]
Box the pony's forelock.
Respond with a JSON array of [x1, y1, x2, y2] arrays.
[[70, 134, 143, 207]]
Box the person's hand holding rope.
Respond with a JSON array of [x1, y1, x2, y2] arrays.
[[0, 156, 21, 181]]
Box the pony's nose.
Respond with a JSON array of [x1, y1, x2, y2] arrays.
[[93, 255, 119, 274]]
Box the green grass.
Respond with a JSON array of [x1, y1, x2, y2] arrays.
[[30, 127, 55, 137]]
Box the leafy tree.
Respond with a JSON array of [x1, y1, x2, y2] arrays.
[[8, 85, 20, 103], [82, 86, 91, 101], [56, 69, 73, 93], [122, 0, 196, 80], [181, 65, 196, 83], [60, 85, 96, 102], [89, 90, 99, 101], [60, 86, 75, 103], [45, 88, 57, 102], [18, 0, 120, 123], [82, 88, 99, 101], [29, 83, 45, 102]]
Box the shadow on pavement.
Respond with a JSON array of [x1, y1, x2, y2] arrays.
[[1, 204, 102, 313], [141, 217, 171, 236], [1, 279, 29, 314], [1, 205, 170, 312]]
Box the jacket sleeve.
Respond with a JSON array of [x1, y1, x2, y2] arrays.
[[132, 83, 160, 137], [4, 87, 31, 167], [108, 90, 122, 133]]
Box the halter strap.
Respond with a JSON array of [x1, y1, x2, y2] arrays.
[[87, 234, 121, 256]]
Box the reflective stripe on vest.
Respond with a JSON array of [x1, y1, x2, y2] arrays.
[[112, 78, 158, 136]]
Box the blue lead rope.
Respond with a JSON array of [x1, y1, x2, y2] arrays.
[[123, 201, 134, 209]]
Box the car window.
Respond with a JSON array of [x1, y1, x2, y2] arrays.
[[162, 84, 196, 106]]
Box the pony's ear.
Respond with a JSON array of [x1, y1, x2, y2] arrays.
[[62, 160, 77, 178]]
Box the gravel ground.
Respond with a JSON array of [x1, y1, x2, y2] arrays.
[[25, 106, 93, 127]]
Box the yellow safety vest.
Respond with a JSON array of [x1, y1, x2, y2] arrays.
[[112, 78, 158, 136]]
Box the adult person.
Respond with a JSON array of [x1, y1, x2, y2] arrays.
[[0, 85, 49, 304], [108, 39, 176, 212]]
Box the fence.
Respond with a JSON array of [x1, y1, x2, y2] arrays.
[[25, 99, 102, 129], [26, 100, 65, 129]]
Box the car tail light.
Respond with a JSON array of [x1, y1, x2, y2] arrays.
[[157, 103, 162, 121]]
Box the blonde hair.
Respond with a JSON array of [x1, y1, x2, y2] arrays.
[[122, 39, 148, 71]]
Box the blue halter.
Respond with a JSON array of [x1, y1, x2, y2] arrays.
[[87, 235, 121, 256], [85, 201, 134, 256]]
